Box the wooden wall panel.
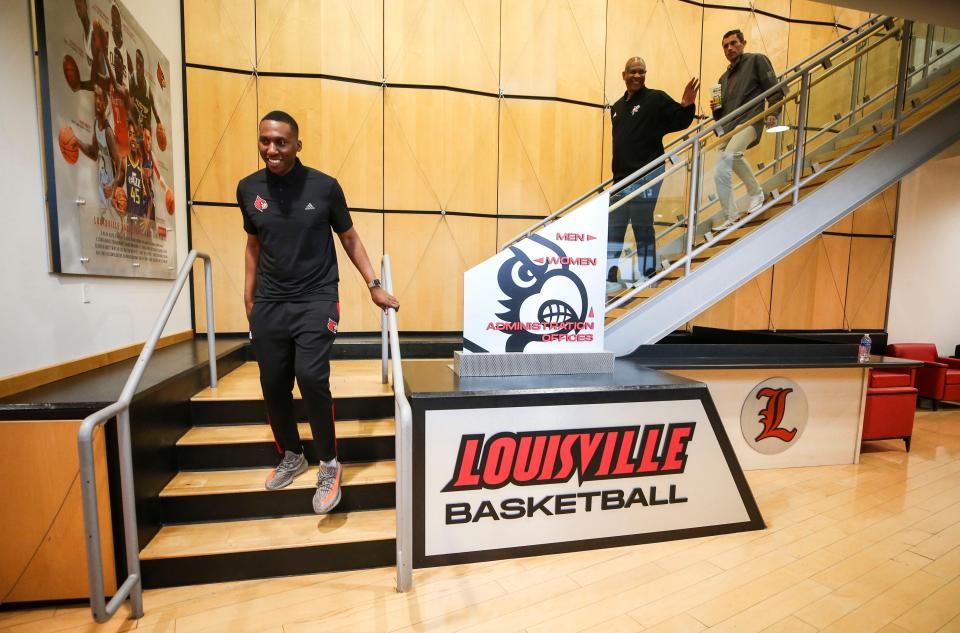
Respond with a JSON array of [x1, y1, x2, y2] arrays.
[[787, 23, 842, 66], [500, 0, 606, 103], [258, 77, 383, 210], [826, 211, 854, 235], [384, 0, 499, 92], [0, 421, 114, 602], [256, 0, 383, 78], [184, 0, 903, 333], [192, 205, 249, 333], [187, 69, 259, 203], [497, 217, 543, 249], [384, 89, 498, 213], [334, 213, 384, 332], [789, 0, 869, 28], [845, 237, 893, 329], [852, 183, 898, 235], [708, 0, 790, 13], [770, 235, 851, 329], [601, 110, 613, 183], [184, 0, 256, 68], [690, 268, 774, 330], [385, 215, 496, 331], [498, 100, 604, 215]]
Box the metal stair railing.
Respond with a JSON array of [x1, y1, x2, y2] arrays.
[[379, 254, 413, 592], [607, 19, 960, 315], [78, 250, 217, 623], [500, 13, 893, 251]]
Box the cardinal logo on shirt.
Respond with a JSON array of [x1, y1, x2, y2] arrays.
[[631, 105, 640, 115], [254, 195, 268, 212]]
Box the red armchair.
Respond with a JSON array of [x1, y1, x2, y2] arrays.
[[886, 343, 960, 410], [863, 367, 917, 451]]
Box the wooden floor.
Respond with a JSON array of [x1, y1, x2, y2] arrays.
[[4, 409, 960, 633]]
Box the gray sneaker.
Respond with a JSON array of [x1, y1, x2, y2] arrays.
[[312, 460, 342, 514], [265, 451, 307, 490]]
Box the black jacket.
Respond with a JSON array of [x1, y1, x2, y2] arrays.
[[611, 87, 696, 181]]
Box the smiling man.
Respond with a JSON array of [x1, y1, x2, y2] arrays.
[[237, 110, 399, 514], [608, 57, 699, 290]]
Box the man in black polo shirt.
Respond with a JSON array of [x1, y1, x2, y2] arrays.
[[238, 110, 399, 514], [608, 57, 699, 290]]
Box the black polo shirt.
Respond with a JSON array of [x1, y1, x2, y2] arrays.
[[237, 159, 353, 302], [611, 87, 696, 181]]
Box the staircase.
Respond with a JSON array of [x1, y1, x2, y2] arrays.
[[503, 16, 960, 355], [605, 18, 960, 353], [138, 360, 399, 587]]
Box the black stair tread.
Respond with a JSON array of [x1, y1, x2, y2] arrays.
[[161, 461, 395, 497], [178, 419, 394, 446], [140, 509, 395, 560], [192, 360, 393, 401]]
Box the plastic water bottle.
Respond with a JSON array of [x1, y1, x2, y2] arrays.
[[858, 333, 872, 363]]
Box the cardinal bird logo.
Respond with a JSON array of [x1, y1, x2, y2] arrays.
[[254, 195, 268, 212], [495, 235, 589, 352], [157, 63, 166, 89]]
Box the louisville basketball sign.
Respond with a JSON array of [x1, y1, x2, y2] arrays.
[[417, 395, 764, 566], [739, 377, 809, 455]]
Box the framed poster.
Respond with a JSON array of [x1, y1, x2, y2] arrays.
[[35, 0, 177, 279]]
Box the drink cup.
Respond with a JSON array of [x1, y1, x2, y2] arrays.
[[711, 83, 723, 108]]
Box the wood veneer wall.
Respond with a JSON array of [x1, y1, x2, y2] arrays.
[[185, 0, 893, 333], [0, 421, 115, 602]]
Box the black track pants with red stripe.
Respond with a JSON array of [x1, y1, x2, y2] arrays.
[[248, 300, 339, 462]]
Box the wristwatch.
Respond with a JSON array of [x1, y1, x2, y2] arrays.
[[367, 278, 382, 289]]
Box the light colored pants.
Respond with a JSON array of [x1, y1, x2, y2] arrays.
[[714, 125, 761, 222]]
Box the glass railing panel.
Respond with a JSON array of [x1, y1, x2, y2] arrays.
[[692, 85, 801, 235], [928, 25, 960, 75], [605, 146, 691, 296], [801, 42, 865, 157], [900, 23, 960, 128], [854, 23, 902, 120]]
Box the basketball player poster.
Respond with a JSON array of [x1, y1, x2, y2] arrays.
[[35, 0, 177, 279]]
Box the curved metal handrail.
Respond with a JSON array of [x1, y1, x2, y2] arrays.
[[78, 249, 217, 622], [380, 254, 413, 592]]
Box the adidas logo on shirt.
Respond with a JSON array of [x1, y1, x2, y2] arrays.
[[305, 202, 316, 210]]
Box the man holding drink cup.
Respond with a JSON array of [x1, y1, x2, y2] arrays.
[[710, 29, 785, 231]]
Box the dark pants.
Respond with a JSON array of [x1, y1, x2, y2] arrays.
[[608, 168, 663, 280], [249, 300, 339, 461]]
